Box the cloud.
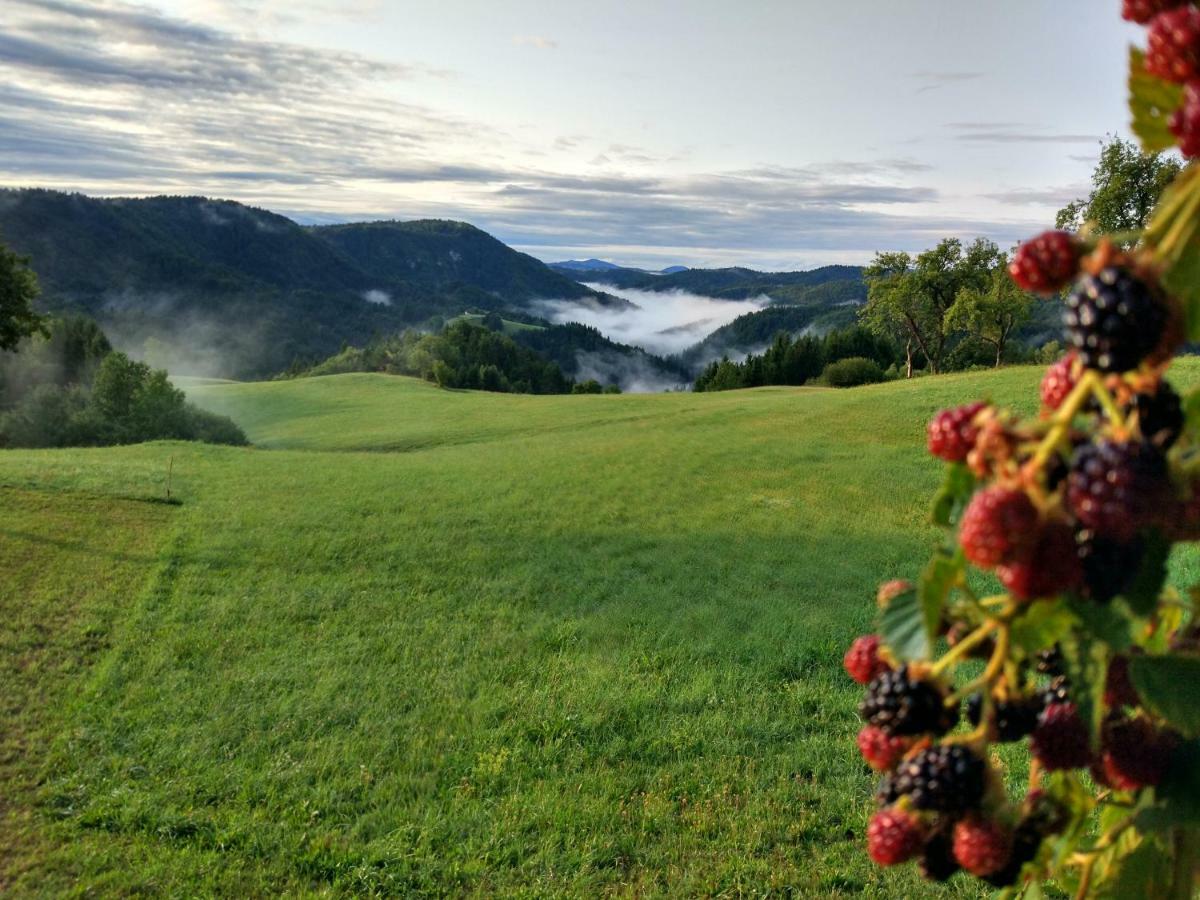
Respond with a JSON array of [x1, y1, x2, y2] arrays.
[[513, 35, 558, 50], [947, 123, 1101, 145], [982, 184, 1088, 206], [911, 71, 985, 93], [533, 287, 768, 357], [0, 0, 1048, 269]]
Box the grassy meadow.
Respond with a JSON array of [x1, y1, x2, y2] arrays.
[[4, 362, 1200, 896]]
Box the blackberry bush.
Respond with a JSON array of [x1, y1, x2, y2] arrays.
[[845, 11, 1200, 890]]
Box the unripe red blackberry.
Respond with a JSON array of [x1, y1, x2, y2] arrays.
[[1131, 380, 1184, 449], [982, 798, 1063, 888], [1170, 80, 1200, 157], [1146, 7, 1200, 83], [1040, 352, 1079, 410], [860, 666, 960, 736], [927, 402, 987, 462], [1009, 231, 1080, 295], [867, 808, 923, 866], [966, 693, 1040, 742], [1031, 702, 1092, 771], [953, 816, 1011, 877], [1077, 530, 1145, 603], [1067, 440, 1169, 542], [844, 634, 888, 685], [857, 725, 912, 772], [1064, 267, 1167, 373], [1126, 0, 1190, 23], [1099, 715, 1178, 790], [1104, 653, 1141, 709], [919, 827, 960, 882], [893, 744, 986, 815], [959, 486, 1038, 569], [876, 579, 912, 607], [997, 521, 1083, 601]]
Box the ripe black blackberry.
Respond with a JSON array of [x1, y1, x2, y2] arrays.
[[1036, 646, 1064, 677], [1067, 440, 1168, 542], [966, 694, 1040, 742], [893, 744, 986, 815], [859, 666, 959, 736], [1039, 676, 1072, 710], [875, 772, 901, 807], [1132, 381, 1184, 449], [1064, 267, 1167, 373], [1077, 530, 1145, 603], [919, 827, 961, 882]]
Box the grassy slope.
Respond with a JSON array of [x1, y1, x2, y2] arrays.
[[3, 362, 1199, 896]]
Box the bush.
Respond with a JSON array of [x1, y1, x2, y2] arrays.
[[0, 350, 247, 448], [822, 356, 887, 388]]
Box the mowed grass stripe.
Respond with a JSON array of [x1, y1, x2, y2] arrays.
[[1, 361, 1198, 895]]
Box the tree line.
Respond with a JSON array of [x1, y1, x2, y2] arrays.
[[860, 137, 1181, 378], [0, 246, 246, 448], [693, 326, 898, 391]]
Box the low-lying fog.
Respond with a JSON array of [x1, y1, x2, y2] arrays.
[[532, 284, 770, 357]]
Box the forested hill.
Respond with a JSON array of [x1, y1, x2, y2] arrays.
[[0, 189, 622, 378], [552, 260, 866, 302]]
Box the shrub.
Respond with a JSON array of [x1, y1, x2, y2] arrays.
[[822, 356, 887, 387]]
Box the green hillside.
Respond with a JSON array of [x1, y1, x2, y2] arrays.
[[5, 364, 1199, 895], [0, 190, 621, 378]]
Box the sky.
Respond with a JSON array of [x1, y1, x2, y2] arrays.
[[0, 0, 1147, 270]]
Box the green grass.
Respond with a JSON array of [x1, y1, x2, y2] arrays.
[[449, 312, 546, 336], [3, 361, 1199, 896]]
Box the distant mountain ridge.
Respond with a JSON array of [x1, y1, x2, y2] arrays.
[[550, 259, 691, 276], [0, 189, 625, 377]]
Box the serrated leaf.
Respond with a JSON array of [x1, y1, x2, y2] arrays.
[[1136, 739, 1200, 830], [1123, 530, 1171, 616], [931, 462, 975, 528], [878, 585, 930, 661], [1009, 598, 1078, 657], [1145, 163, 1200, 341], [1129, 47, 1185, 153], [1130, 655, 1200, 736]]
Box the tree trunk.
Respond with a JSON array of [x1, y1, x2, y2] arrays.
[[904, 339, 914, 379]]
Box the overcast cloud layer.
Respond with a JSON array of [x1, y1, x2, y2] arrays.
[[0, 0, 1141, 269]]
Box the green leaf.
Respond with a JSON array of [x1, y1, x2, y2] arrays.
[[1060, 633, 1107, 745], [1185, 388, 1200, 443], [915, 548, 964, 652], [1104, 835, 1171, 899], [1129, 47, 1185, 153], [1136, 739, 1200, 830], [1130, 655, 1200, 736], [1123, 530, 1171, 617], [879, 585, 929, 662], [1067, 596, 1134, 650], [1145, 163, 1200, 342], [931, 462, 975, 528], [1009, 598, 1078, 658]]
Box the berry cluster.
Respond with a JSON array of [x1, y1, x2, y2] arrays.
[[848, 230, 1197, 891], [1126, 2, 1200, 157]]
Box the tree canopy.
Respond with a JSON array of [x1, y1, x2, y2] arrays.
[[0, 238, 44, 351], [1056, 136, 1183, 237]]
